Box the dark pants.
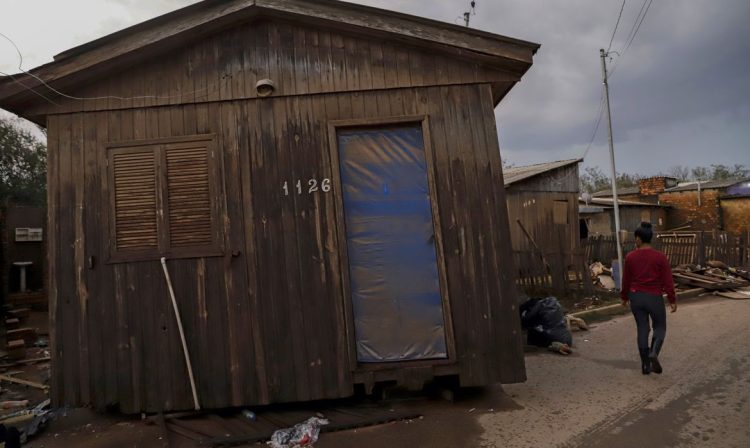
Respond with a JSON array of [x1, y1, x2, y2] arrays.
[[629, 291, 667, 354]]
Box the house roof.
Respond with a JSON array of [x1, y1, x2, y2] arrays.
[[592, 186, 641, 197], [663, 178, 750, 193], [579, 197, 669, 208], [0, 0, 540, 113], [503, 159, 581, 186]]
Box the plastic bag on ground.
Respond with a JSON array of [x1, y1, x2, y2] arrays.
[[520, 296, 573, 347], [267, 417, 329, 448]]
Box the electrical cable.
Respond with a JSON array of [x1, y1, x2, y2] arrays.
[[607, 0, 627, 53], [580, 93, 605, 160], [0, 31, 212, 103], [609, 0, 653, 77]]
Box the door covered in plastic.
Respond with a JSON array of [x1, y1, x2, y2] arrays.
[[337, 124, 448, 363]]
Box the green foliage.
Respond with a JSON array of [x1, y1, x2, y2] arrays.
[[0, 116, 47, 206]]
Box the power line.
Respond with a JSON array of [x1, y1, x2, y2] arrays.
[[609, 0, 653, 77], [607, 0, 627, 52], [581, 93, 605, 160], [580, 1, 627, 161], [0, 31, 212, 104]]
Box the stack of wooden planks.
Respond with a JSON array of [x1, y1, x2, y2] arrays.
[[672, 266, 750, 299]]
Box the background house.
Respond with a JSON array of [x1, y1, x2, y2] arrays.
[[504, 159, 581, 258], [593, 176, 750, 234], [504, 159, 585, 296], [0, 206, 47, 309], [579, 198, 669, 236]]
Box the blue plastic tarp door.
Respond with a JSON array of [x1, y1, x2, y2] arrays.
[[337, 124, 448, 363]]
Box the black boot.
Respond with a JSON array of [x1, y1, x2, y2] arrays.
[[650, 337, 664, 374], [639, 348, 651, 375]]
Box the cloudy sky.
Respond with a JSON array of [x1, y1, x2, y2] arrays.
[[1, 0, 748, 175]]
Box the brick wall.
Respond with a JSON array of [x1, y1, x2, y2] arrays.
[[659, 189, 722, 231], [639, 177, 669, 196], [721, 197, 750, 235]]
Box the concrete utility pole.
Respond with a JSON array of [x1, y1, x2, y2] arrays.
[[600, 48, 624, 285]]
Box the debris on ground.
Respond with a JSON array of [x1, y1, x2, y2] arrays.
[[520, 296, 574, 355], [565, 315, 589, 332], [672, 262, 750, 295], [0, 305, 56, 445], [589, 262, 616, 290], [268, 416, 329, 448]]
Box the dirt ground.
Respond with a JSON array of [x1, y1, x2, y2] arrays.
[[23, 294, 750, 448]]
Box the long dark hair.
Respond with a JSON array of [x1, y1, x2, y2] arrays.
[[634, 222, 654, 243]]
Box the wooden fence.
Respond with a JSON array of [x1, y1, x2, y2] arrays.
[[584, 232, 749, 268], [515, 231, 749, 297]]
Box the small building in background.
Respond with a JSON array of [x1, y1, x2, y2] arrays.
[[0, 206, 47, 309], [579, 198, 669, 236], [719, 180, 750, 235], [592, 176, 750, 234], [659, 178, 750, 231], [504, 159, 582, 258]]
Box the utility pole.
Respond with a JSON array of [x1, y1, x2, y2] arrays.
[[600, 48, 624, 286]]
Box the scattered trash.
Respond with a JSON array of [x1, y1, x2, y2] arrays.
[[468, 408, 475, 413], [267, 417, 329, 448], [590, 262, 616, 290], [242, 409, 257, 421], [565, 315, 589, 332]]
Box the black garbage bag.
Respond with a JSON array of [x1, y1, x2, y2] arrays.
[[519, 297, 573, 347]]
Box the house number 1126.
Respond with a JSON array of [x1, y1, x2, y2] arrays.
[[282, 178, 332, 196]]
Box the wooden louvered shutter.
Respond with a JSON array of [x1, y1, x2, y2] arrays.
[[108, 134, 221, 262], [111, 148, 159, 252], [164, 143, 214, 249]]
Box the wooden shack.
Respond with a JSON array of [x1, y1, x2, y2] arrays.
[[0, 0, 539, 413], [504, 159, 581, 255]]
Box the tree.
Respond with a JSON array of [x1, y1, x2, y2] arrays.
[[666, 165, 690, 182], [0, 116, 47, 206], [579, 166, 642, 194]]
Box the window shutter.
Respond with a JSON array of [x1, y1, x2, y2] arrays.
[[553, 200, 569, 225], [165, 144, 214, 248], [112, 150, 159, 251]]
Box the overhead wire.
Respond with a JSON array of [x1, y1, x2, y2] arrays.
[[0, 31, 212, 104], [607, 0, 627, 53], [609, 0, 653, 77], [579, 0, 629, 161]]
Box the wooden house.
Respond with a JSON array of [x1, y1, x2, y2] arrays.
[[0, 0, 539, 413], [504, 159, 581, 256]]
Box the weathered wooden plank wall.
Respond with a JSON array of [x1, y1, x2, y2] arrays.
[[47, 83, 524, 412], [27, 20, 517, 117]]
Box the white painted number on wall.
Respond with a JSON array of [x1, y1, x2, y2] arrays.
[[283, 178, 332, 196]]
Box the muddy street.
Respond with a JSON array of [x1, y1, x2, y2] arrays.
[[320, 295, 750, 448], [478, 295, 750, 448], [25, 295, 750, 447]]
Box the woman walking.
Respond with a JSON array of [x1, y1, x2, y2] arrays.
[[621, 222, 677, 375]]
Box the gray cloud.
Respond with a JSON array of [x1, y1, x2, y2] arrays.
[[2, 0, 748, 175]]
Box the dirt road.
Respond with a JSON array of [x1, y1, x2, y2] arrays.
[[27, 295, 750, 447], [322, 295, 750, 448], [479, 294, 750, 448]]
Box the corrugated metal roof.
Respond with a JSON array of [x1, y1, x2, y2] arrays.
[[663, 178, 750, 193], [592, 186, 640, 197], [582, 197, 669, 208], [503, 159, 581, 186]]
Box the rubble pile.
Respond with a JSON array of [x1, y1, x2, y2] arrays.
[[0, 306, 57, 446]]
